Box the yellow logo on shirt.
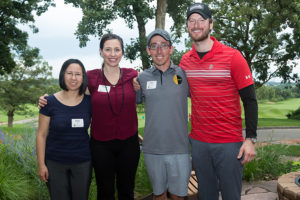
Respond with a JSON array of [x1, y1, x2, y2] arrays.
[[173, 75, 182, 85]]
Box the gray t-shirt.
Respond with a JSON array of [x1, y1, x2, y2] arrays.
[[136, 61, 190, 154]]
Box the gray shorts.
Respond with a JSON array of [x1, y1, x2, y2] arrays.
[[143, 153, 191, 197]]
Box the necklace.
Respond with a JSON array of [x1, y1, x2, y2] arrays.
[[103, 67, 121, 87], [101, 67, 124, 116]]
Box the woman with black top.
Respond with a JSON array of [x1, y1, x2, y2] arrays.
[[36, 59, 92, 200]]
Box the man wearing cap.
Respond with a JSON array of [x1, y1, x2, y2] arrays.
[[136, 29, 191, 200], [179, 3, 258, 200]]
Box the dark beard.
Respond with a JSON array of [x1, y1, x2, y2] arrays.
[[189, 28, 210, 42]]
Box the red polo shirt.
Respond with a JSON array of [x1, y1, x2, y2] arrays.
[[87, 68, 138, 141], [180, 37, 254, 143]]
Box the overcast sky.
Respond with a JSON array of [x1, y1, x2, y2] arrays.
[[25, 0, 298, 80], [26, 0, 191, 78]]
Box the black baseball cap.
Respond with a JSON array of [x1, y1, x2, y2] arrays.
[[186, 3, 212, 20], [147, 29, 172, 46]]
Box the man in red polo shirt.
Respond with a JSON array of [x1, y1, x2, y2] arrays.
[[180, 3, 258, 200]]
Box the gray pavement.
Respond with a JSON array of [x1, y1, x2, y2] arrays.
[[0, 117, 37, 126], [240, 127, 300, 200], [240, 180, 278, 200], [243, 128, 300, 142]]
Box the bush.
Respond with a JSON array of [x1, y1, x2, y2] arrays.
[[0, 145, 36, 200], [136, 103, 145, 113], [243, 144, 299, 181], [286, 106, 300, 120], [0, 125, 49, 199], [0, 125, 152, 199]]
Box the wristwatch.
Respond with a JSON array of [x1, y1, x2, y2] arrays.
[[246, 137, 257, 144]]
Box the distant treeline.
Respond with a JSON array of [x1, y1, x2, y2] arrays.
[[256, 83, 300, 101]]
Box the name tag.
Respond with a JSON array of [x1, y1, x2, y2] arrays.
[[72, 119, 84, 128], [146, 81, 157, 89], [98, 85, 110, 92]]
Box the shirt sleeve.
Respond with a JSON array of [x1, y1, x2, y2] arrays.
[[182, 70, 190, 97], [231, 50, 254, 90], [39, 95, 52, 117], [239, 84, 258, 138]]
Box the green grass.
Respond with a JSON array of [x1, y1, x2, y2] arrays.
[[138, 98, 300, 128], [0, 124, 152, 199], [243, 144, 300, 181], [257, 118, 300, 127], [0, 124, 49, 199], [265, 144, 300, 157], [1, 98, 300, 127], [1, 120, 299, 198], [0, 104, 38, 124], [0, 145, 37, 200], [1, 123, 37, 135], [255, 98, 300, 127], [257, 98, 300, 119], [0, 97, 299, 198]]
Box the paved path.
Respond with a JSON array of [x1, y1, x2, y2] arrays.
[[243, 127, 300, 142], [240, 128, 300, 200], [240, 180, 278, 200], [0, 117, 37, 126]]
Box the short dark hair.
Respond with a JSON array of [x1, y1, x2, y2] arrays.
[[59, 59, 88, 95], [99, 33, 124, 54]]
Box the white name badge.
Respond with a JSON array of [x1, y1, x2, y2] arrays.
[[146, 81, 157, 89], [98, 85, 110, 92], [72, 119, 84, 128]]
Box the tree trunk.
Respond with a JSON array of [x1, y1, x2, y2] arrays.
[[133, 4, 150, 70], [155, 0, 167, 29], [7, 110, 14, 127]]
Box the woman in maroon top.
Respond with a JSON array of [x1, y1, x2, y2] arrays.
[[87, 33, 140, 200]]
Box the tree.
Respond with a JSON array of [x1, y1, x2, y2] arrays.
[[0, 47, 54, 127], [0, 0, 55, 75], [64, 0, 154, 70], [202, 0, 300, 88], [65, 0, 192, 70], [155, 0, 167, 29]]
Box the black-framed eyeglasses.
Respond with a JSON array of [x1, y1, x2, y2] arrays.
[[149, 43, 171, 50]]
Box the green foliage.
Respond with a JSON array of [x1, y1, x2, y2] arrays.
[[264, 144, 300, 157], [243, 144, 300, 181], [0, 125, 152, 199], [171, 48, 186, 66], [136, 103, 145, 113], [286, 106, 300, 120], [0, 49, 53, 126], [0, 125, 49, 199], [64, 0, 193, 70], [166, 0, 192, 39], [65, 0, 155, 69], [202, 0, 300, 87], [0, 104, 38, 123], [256, 84, 300, 101], [0, 0, 55, 74], [0, 145, 36, 200]]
